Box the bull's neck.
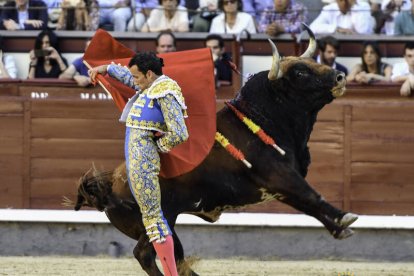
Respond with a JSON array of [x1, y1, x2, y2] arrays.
[[230, 97, 319, 145]]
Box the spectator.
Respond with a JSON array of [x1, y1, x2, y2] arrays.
[[394, 0, 414, 35], [391, 42, 414, 96], [209, 0, 256, 34], [28, 30, 68, 79], [127, 0, 158, 31], [59, 39, 91, 86], [56, 0, 99, 30], [346, 41, 392, 84], [1, 0, 48, 30], [310, 0, 375, 34], [141, 0, 190, 32], [242, 0, 273, 22], [258, 0, 308, 36], [182, 0, 201, 28], [42, 0, 61, 29], [156, 30, 177, 53], [0, 36, 17, 79], [97, 0, 132, 32], [296, 0, 323, 24], [205, 34, 232, 86], [382, 0, 411, 35], [316, 35, 348, 75], [192, 0, 219, 32]]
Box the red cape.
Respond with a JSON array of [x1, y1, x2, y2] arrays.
[[84, 29, 216, 178]]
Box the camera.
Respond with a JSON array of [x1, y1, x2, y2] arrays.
[[34, 49, 52, 58]]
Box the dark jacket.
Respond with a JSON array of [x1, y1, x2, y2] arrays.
[[1, 0, 48, 30], [335, 62, 348, 76]]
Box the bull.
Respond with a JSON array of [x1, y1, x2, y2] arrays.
[[72, 26, 357, 276]]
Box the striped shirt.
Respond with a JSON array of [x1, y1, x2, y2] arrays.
[[257, 0, 307, 34]]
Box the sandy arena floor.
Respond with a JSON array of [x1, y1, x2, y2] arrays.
[[1, 256, 414, 276]]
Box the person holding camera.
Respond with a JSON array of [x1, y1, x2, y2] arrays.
[[28, 30, 68, 79]]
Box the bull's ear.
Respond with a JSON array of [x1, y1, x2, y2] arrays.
[[74, 194, 85, 211]]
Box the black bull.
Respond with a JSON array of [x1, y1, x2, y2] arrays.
[[73, 29, 357, 276]]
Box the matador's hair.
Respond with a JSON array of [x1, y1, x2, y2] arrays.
[[129, 52, 164, 75]]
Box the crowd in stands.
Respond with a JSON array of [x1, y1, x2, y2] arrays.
[[0, 0, 413, 35], [0, 0, 413, 96]]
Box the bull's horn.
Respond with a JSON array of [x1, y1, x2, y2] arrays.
[[267, 39, 281, 80], [300, 23, 317, 58]]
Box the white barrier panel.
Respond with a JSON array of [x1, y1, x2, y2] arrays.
[[1, 209, 414, 229]]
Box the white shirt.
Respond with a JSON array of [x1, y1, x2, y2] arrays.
[[141, 6, 189, 32], [209, 12, 257, 34], [18, 5, 29, 30], [391, 62, 410, 81], [1, 54, 17, 79], [310, 1, 374, 34]]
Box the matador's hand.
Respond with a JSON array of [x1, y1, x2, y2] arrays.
[[88, 65, 108, 84]]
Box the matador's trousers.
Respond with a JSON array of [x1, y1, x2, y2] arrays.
[[125, 127, 171, 243]]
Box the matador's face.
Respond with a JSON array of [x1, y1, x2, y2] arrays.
[[130, 65, 152, 91]]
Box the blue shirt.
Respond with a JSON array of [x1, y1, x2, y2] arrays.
[[394, 11, 414, 35], [72, 57, 89, 77]]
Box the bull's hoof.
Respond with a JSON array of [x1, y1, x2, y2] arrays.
[[335, 228, 354, 240], [338, 213, 358, 228]]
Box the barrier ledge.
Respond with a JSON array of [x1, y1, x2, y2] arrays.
[[1, 209, 414, 229]]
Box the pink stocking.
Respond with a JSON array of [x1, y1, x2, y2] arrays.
[[152, 235, 178, 276]]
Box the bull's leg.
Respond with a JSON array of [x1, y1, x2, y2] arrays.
[[133, 235, 163, 276], [277, 196, 354, 239], [265, 170, 357, 239]]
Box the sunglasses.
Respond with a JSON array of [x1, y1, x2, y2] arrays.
[[223, 0, 237, 5]]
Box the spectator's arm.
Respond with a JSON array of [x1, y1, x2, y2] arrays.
[[59, 64, 77, 79], [177, 9, 190, 32], [383, 65, 393, 82], [246, 14, 257, 34], [309, 8, 336, 34], [392, 75, 409, 83], [27, 50, 37, 79], [24, 3, 48, 30], [140, 8, 157, 32], [286, 7, 307, 33], [391, 64, 409, 82], [352, 4, 374, 34], [346, 64, 363, 82], [73, 75, 92, 87], [2, 55, 18, 79], [257, 10, 269, 33]]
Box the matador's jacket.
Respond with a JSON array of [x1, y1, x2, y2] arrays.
[[107, 63, 189, 243]]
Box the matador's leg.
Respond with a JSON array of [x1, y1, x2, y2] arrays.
[[125, 127, 178, 276]]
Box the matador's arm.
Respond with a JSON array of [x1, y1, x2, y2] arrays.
[[107, 63, 140, 91], [156, 94, 189, 152]]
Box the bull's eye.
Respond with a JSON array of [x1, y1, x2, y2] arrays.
[[296, 71, 306, 78]]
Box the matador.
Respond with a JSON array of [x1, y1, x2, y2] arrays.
[[89, 52, 188, 276]]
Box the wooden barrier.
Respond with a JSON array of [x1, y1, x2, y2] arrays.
[[0, 80, 413, 216]]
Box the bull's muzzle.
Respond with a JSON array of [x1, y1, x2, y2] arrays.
[[331, 71, 346, 98]]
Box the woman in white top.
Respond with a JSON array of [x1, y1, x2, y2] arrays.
[[209, 0, 257, 34], [141, 0, 190, 32]]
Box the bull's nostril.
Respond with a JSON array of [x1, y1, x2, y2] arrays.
[[336, 74, 344, 82]]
